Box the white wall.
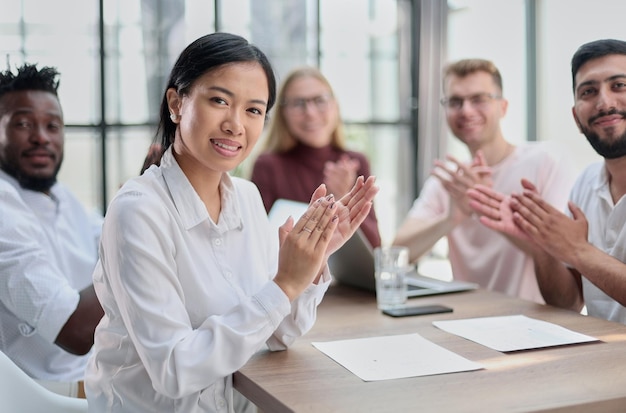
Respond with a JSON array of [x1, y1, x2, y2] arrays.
[[446, 0, 623, 175]]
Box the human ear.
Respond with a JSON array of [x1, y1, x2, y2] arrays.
[[166, 88, 182, 122], [571, 106, 583, 133], [499, 97, 509, 116]]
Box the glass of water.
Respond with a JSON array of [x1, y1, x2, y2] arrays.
[[374, 246, 411, 310]]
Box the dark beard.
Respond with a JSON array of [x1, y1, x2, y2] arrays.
[[584, 131, 626, 159], [1, 164, 58, 192], [581, 109, 626, 159]]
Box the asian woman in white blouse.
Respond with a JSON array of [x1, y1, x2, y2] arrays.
[[85, 32, 378, 413]]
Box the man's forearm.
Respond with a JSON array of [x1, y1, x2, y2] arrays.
[[393, 216, 455, 263], [533, 251, 583, 311], [55, 285, 104, 355], [569, 244, 626, 308]]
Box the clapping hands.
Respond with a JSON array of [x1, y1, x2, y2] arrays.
[[274, 176, 378, 300], [432, 151, 492, 224], [323, 155, 360, 199]]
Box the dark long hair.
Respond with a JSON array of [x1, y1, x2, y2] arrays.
[[157, 32, 276, 149]]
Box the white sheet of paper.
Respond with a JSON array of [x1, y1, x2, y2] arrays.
[[433, 315, 599, 352], [312, 333, 483, 381]]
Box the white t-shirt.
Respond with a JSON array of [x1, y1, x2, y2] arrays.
[[0, 170, 101, 380], [85, 147, 331, 413], [408, 142, 575, 303], [569, 162, 626, 324]]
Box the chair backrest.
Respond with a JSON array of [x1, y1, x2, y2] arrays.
[[0, 351, 88, 413]]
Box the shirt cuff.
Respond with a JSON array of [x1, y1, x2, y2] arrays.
[[254, 281, 292, 328], [37, 285, 80, 343], [302, 264, 331, 301]]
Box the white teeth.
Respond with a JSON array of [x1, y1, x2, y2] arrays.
[[214, 141, 238, 151]]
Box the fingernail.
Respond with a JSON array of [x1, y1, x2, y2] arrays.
[[326, 194, 334, 201], [330, 202, 335, 209], [332, 215, 338, 222]]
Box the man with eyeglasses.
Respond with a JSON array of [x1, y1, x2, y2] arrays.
[[467, 39, 626, 324], [393, 58, 574, 303]]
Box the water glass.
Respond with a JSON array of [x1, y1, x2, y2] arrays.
[[374, 246, 411, 310]]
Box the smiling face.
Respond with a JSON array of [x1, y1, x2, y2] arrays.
[[572, 54, 626, 159], [167, 62, 269, 178], [443, 71, 507, 151], [281, 75, 338, 148], [0, 90, 64, 193]]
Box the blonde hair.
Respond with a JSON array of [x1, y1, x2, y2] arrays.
[[262, 66, 346, 153], [443, 58, 503, 93]]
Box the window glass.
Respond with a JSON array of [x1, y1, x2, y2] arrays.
[[59, 129, 103, 215], [0, 0, 408, 243], [220, 0, 253, 38], [447, 0, 526, 159], [105, 126, 158, 198], [0, 2, 21, 23], [184, 0, 216, 45], [319, 0, 402, 243], [18, 0, 99, 125], [320, 0, 399, 122], [345, 124, 413, 244]]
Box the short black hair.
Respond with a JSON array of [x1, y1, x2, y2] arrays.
[[0, 63, 60, 99], [157, 32, 276, 149], [571, 39, 626, 92]]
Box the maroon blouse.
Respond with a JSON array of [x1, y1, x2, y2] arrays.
[[250, 143, 381, 248]]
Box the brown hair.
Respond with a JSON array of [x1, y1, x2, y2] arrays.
[[443, 58, 503, 93], [262, 66, 345, 153]]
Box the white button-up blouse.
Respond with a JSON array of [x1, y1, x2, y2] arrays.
[[85, 148, 330, 413]]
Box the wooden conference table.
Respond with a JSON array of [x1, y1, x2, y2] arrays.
[[234, 284, 626, 412]]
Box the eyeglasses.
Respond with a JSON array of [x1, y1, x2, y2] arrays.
[[281, 94, 333, 113], [440, 93, 502, 111]]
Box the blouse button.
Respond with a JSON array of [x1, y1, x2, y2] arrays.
[[214, 238, 222, 246], [18, 323, 36, 337]]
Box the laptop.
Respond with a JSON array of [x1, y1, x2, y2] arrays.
[[268, 199, 478, 298], [267, 199, 310, 233], [329, 229, 478, 297]]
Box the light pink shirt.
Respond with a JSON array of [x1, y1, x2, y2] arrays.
[[408, 143, 575, 303]]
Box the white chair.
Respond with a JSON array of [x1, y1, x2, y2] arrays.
[[0, 351, 88, 413]]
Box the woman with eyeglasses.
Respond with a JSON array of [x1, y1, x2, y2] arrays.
[[251, 66, 381, 248]]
